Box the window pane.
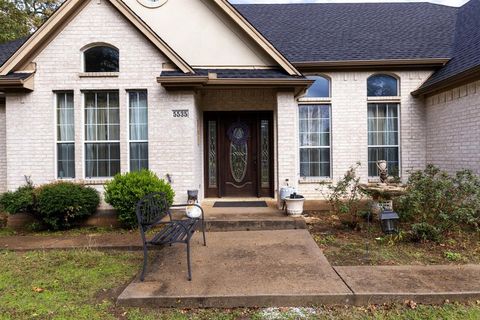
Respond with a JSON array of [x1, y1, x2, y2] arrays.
[[305, 76, 330, 98], [368, 147, 399, 176], [84, 46, 119, 72], [85, 91, 119, 142], [85, 143, 120, 178], [300, 148, 330, 177], [57, 143, 75, 178], [57, 92, 74, 142], [129, 91, 148, 141], [130, 142, 149, 171], [367, 74, 398, 96]]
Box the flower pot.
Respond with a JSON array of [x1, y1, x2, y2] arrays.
[[285, 197, 305, 216]]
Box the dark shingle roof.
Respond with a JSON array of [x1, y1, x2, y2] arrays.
[[418, 0, 480, 91], [0, 73, 32, 80], [0, 37, 28, 67], [161, 68, 300, 79], [235, 3, 458, 63]]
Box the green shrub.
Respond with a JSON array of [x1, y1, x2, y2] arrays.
[[396, 165, 480, 232], [0, 182, 35, 214], [35, 182, 100, 230], [411, 222, 441, 243], [104, 170, 175, 229]]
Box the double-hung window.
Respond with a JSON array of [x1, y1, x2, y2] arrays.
[[367, 103, 400, 176], [299, 104, 331, 177], [84, 91, 120, 178], [56, 92, 75, 178], [129, 91, 148, 171]]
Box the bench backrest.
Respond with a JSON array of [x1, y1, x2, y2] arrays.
[[136, 192, 170, 230]]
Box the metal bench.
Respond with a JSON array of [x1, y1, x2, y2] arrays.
[[136, 192, 206, 281]]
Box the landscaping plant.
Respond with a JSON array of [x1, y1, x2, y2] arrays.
[[34, 182, 100, 230], [104, 170, 175, 228], [0, 176, 35, 214], [320, 162, 366, 229], [396, 165, 480, 241]]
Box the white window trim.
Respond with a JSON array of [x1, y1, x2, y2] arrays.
[[54, 91, 75, 180], [127, 90, 149, 172], [367, 102, 402, 178], [298, 103, 333, 180], [82, 90, 121, 180]]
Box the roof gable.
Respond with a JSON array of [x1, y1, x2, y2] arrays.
[[120, 0, 300, 75], [0, 0, 194, 75]]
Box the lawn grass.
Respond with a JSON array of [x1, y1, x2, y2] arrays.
[[306, 211, 480, 266], [0, 249, 479, 319]]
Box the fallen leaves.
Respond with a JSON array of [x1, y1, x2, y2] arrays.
[[32, 287, 44, 293]]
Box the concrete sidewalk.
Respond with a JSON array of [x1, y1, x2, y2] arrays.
[[1, 230, 480, 307]]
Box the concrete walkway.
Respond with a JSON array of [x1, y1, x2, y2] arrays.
[[1, 230, 480, 307]]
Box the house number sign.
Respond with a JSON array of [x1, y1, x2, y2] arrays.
[[172, 109, 189, 118]]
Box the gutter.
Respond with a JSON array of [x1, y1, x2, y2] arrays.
[[412, 65, 480, 97], [0, 73, 35, 91], [294, 58, 450, 71]]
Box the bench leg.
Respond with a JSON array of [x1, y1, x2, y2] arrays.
[[140, 245, 148, 282], [187, 241, 192, 281], [202, 221, 207, 246]]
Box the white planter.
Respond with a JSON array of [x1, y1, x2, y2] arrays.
[[285, 198, 305, 216]]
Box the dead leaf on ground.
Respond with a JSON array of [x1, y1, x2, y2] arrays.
[[404, 300, 417, 309], [32, 287, 44, 293]]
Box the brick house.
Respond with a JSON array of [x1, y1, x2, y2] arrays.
[[0, 0, 479, 203]]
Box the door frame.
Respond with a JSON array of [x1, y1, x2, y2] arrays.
[[203, 111, 274, 198]]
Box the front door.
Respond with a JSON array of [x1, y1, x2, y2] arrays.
[[204, 112, 273, 198]]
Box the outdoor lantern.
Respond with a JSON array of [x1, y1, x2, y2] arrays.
[[187, 189, 198, 204], [380, 210, 400, 234]]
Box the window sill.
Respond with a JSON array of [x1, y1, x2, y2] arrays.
[[298, 97, 331, 103], [78, 72, 119, 78], [367, 96, 400, 102], [299, 178, 332, 184]]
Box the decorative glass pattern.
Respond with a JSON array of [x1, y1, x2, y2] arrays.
[[299, 104, 331, 177], [260, 120, 270, 188], [208, 121, 217, 188], [230, 142, 248, 183], [368, 103, 400, 176]]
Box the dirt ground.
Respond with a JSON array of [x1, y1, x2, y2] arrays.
[[305, 210, 480, 266]]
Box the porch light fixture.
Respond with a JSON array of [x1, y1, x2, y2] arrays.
[[380, 210, 399, 234]]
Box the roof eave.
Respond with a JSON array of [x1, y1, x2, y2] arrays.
[[157, 76, 313, 95], [412, 66, 480, 97], [0, 73, 35, 92], [294, 58, 450, 71]]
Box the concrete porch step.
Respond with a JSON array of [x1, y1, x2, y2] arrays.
[[200, 199, 306, 231]]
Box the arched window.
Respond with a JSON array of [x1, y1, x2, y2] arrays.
[[305, 75, 330, 98], [84, 46, 119, 72], [367, 74, 398, 97]]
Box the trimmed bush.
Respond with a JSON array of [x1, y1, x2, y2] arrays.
[[104, 170, 175, 229], [0, 184, 35, 214], [35, 182, 100, 230]]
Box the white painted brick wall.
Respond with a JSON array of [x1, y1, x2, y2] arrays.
[[425, 80, 480, 175], [297, 71, 433, 199], [0, 100, 6, 193], [4, 0, 198, 203]]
